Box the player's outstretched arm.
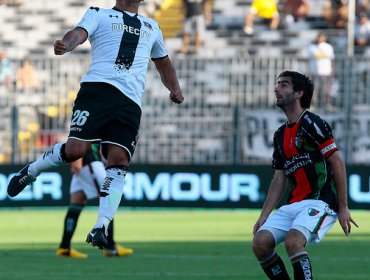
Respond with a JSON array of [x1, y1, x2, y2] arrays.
[[328, 151, 359, 236], [154, 57, 184, 104], [54, 27, 88, 55]]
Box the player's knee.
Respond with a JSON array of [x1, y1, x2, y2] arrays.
[[252, 237, 262, 256], [285, 239, 299, 254], [64, 141, 90, 162], [70, 191, 87, 204], [252, 231, 274, 258], [106, 146, 130, 167], [284, 234, 305, 255]]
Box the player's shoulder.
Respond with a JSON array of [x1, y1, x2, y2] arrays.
[[138, 14, 160, 30], [274, 123, 286, 137], [89, 6, 100, 12], [85, 6, 112, 14], [302, 110, 332, 132], [302, 110, 327, 125]]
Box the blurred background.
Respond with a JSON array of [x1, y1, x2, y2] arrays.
[[1, 0, 370, 209]]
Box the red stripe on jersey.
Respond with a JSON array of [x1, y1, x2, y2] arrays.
[[289, 167, 311, 203], [283, 120, 311, 203], [319, 139, 338, 158], [283, 121, 300, 158]]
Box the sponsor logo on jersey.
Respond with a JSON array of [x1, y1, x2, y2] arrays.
[[284, 153, 313, 175], [112, 23, 151, 39], [70, 127, 82, 132]]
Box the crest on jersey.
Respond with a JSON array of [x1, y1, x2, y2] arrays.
[[295, 136, 303, 149], [308, 208, 320, 216], [144, 21, 153, 30]]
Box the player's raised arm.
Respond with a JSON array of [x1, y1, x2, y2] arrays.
[[54, 27, 88, 55]]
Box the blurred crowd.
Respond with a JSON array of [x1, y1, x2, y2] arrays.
[[0, 51, 40, 95], [0, 0, 21, 7], [242, 0, 370, 34]]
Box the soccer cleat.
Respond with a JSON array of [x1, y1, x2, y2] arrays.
[[86, 226, 108, 250], [56, 248, 88, 259], [7, 164, 36, 197], [103, 244, 133, 257]]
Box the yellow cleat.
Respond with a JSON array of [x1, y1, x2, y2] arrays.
[[103, 244, 133, 257], [56, 248, 88, 259]]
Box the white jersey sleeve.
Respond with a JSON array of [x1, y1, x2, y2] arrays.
[[151, 27, 168, 59], [76, 7, 99, 36]]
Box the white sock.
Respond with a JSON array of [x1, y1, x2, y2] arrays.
[[28, 143, 65, 177], [95, 167, 127, 229]]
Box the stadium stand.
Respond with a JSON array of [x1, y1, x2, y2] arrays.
[[0, 0, 161, 58], [1, 0, 370, 165], [0, 0, 349, 59]]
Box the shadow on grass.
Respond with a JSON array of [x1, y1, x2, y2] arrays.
[[0, 240, 368, 280], [0, 241, 255, 280]]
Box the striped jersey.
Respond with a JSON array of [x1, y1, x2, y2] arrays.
[[272, 110, 339, 210], [76, 6, 168, 108]]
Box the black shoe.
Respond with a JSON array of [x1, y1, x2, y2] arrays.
[[86, 226, 108, 250], [7, 164, 36, 197]]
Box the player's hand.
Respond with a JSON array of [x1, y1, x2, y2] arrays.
[[54, 40, 68, 55], [338, 207, 359, 236], [253, 215, 268, 235], [169, 90, 184, 104]]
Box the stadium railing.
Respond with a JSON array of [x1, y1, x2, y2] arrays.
[[0, 56, 368, 165]]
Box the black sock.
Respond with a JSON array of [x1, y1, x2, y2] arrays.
[[290, 251, 313, 280], [59, 204, 84, 249], [260, 252, 291, 280], [106, 219, 115, 250]]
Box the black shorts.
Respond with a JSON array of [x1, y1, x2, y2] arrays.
[[68, 82, 142, 160]]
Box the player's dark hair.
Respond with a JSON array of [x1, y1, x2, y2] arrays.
[[278, 71, 314, 108]]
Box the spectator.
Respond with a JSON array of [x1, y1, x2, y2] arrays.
[[243, 0, 280, 35], [356, 0, 370, 17], [0, 0, 21, 7], [355, 13, 370, 47], [323, 0, 348, 29], [306, 33, 335, 109], [180, 0, 212, 55], [282, 0, 310, 25], [0, 50, 15, 94], [16, 56, 40, 93]]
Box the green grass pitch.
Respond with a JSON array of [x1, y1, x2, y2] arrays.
[[0, 208, 369, 279]]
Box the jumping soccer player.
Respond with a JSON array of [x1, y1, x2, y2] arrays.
[[8, 0, 184, 250]]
